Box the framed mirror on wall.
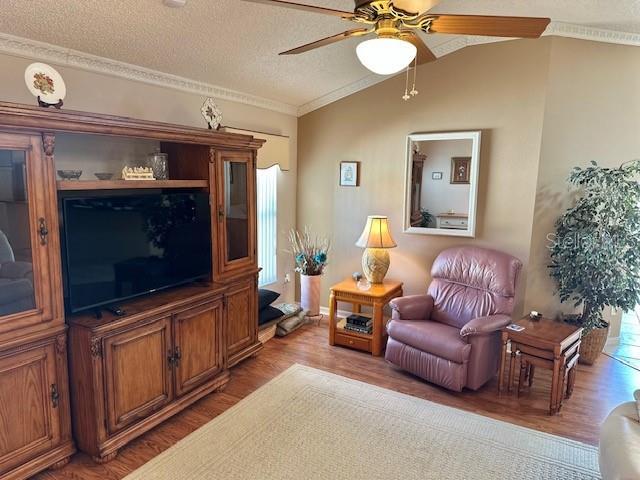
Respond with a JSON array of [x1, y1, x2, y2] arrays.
[[403, 131, 481, 237]]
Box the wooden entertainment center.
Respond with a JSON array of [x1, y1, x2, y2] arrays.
[[0, 102, 264, 478]]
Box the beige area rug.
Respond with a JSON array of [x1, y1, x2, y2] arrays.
[[125, 364, 600, 480]]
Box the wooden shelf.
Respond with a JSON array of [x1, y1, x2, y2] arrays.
[[57, 179, 209, 191], [336, 318, 373, 340]]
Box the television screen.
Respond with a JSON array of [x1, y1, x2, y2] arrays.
[[61, 191, 212, 314]]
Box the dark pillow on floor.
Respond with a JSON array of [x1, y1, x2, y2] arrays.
[[259, 305, 284, 326], [258, 289, 280, 311]]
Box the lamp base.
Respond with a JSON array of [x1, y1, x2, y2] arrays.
[[362, 248, 390, 284]]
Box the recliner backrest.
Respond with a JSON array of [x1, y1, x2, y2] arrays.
[[427, 246, 522, 329], [0, 229, 15, 264]]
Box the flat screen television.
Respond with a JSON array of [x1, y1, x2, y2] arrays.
[[61, 190, 212, 314]]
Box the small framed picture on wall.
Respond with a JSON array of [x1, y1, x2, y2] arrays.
[[450, 157, 471, 184], [432, 171, 443, 180], [340, 161, 360, 187]]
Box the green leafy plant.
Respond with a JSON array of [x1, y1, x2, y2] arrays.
[[548, 160, 640, 333], [289, 227, 330, 276], [419, 208, 434, 228]]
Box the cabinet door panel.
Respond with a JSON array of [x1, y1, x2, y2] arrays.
[[0, 133, 60, 335], [226, 278, 257, 356], [174, 300, 223, 397], [0, 344, 60, 474], [103, 318, 173, 434], [212, 150, 256, 277]]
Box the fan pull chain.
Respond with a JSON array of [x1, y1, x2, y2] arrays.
[[410, 55, 418, 97], [402, 63, 410, 101]]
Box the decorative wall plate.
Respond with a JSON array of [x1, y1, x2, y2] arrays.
[[201, 97, 222, 130], [24, 63, 66, 107]]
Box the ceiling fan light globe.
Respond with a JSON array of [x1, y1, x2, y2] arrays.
[[356, 38, 417, 75]]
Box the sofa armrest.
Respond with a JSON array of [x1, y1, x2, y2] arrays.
[[389, 295, 434, 321], [460, 314, 511, 337], [0, 261, 33, 281]]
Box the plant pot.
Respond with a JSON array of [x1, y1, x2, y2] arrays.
[[300, 274, 321, 316], [579, 324, 609, 365]]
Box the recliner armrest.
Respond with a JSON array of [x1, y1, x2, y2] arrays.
[[389, 295, 434, 321], [460, 314, 511, 337]]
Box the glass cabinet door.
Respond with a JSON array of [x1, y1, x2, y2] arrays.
[[0, 149, 34, 316], [213, 150, 256, 276], [0, 134, 57, 334]]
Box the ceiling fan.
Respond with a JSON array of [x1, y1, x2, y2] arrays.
[[242, 0, 551, 75]]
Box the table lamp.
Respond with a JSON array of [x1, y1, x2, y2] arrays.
[[355, 215, 397, 283]]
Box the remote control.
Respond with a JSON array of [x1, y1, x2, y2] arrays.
[[506, 324, 525, 332], [106, 306, 126, 316]]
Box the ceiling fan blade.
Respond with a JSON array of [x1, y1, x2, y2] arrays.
[[241, 0, 354, 19], [429, 14, 550, 38], [402, 32, 437, 64], [391, 0, 440, 14], [280, 28, 371, 55]]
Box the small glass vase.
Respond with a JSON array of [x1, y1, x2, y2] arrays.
[[147, 148, 169, 180]]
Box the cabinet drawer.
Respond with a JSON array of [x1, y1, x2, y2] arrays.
[[440, 218, 467, 227], [335, 332, 371, 352]]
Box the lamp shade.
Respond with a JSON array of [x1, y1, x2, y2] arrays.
[[356, 215, 397, 249], [356, 37, 417, 75]]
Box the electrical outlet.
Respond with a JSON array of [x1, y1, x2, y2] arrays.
[[284, 273, 291, 284]]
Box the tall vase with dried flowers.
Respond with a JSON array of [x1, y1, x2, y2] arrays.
[[289, 228, 330, 316]]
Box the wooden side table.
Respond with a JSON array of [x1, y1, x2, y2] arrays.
[[498, 316, 582, 415], [328, 279, 403, 356]]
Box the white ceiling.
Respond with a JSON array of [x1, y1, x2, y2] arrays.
[[0, 0, 639, 113]]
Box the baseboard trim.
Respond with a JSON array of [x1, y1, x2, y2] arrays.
[[319, 306, 351, 319], [605, 335, 620, 348]]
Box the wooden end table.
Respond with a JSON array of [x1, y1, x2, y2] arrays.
[[328, 279, 403, 356], [498, 316, 582, 415]]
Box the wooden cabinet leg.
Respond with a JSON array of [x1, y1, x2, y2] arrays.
[[92, 450, 118, 464], [498, 337, 508, 393], [508, 351, 518, 393], [328, 292, 337, 346], [550, 357, 562, 415], [566, 366, 576, 399], [50, 457, 71, 470], [372, 301, 384, 356], [517, 359, 527, 397]]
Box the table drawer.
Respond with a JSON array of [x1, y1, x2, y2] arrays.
[[437, 217, 468, 230], [335, 332, 371, 352]]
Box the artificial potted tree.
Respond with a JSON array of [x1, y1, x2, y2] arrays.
[[548, 160, 640, 364], [289, 228, 330, 317]]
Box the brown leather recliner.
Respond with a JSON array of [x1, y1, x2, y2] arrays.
[[385, 246, 522, 392]]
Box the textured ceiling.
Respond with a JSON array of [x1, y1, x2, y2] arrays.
[[0, 0, 639, 108]]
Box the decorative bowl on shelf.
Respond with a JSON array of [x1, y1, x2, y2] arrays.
[[94, 172, 114, 181], [57, 169, 82, 180]]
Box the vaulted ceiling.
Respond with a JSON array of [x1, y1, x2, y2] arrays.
[[0, 0, 639, 114]]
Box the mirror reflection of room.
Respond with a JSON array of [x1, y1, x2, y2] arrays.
[[0, 149, 35, 316], [410, 138, 473, 231]]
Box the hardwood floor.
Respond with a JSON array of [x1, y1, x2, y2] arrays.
[[37, 320, 640, 480]]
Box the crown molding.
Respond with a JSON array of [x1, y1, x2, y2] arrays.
[[298, 22, 640, 116], [545, 21, 640, 47], [0, 31, 298, 116], [0, 22, 638, 119]]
